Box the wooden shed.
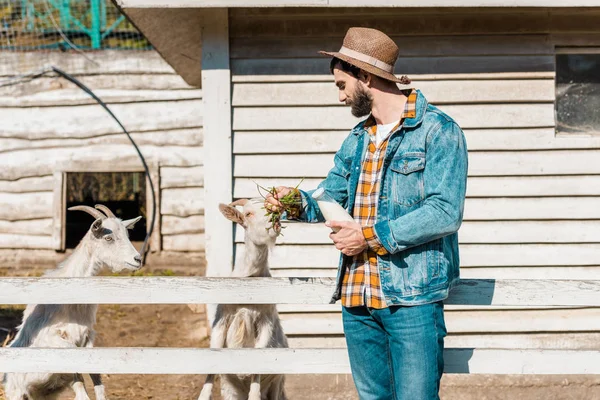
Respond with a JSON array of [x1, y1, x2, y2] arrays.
[[0, 49, 206, 269], [3, 0, 600, 351]]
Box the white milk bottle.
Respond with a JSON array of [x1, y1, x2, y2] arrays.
[[311, 187, 354, 233]]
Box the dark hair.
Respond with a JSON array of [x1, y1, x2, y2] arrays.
[[329, 57, 362, 78]]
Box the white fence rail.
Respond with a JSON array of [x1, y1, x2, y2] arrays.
[[2, 348, 600, 375], [1, 277, 599, 375], [0, 277, 599, 306]]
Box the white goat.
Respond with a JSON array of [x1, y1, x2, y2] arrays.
[[3, 205, 142, 400], [198, 199, 288, 400]]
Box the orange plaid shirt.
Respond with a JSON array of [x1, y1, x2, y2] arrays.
[[341, 90, 418, 309]]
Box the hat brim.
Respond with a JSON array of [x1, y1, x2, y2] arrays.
[[319, 50, 405, 84]]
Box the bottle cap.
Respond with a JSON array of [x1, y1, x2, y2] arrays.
[[312, 187, 325, 199]]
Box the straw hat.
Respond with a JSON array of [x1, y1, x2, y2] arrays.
[[319, 27, 410, 84]]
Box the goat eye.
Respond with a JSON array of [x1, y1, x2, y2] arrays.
[[245, 212, 253, 218], [105, 236, 113, 242]]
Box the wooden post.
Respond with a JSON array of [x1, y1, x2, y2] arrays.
[[52, 172, 66, 251], [201, 8, 232, 326]]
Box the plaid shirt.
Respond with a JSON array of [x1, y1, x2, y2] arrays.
[[341, 90, 418, 309]]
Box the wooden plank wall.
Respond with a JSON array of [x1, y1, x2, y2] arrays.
[[229, 8, 600, 349], [0, 51, 205, 255]]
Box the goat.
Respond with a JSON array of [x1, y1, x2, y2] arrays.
[[2, 205, 142, 400], [198, 198, 288, 400]]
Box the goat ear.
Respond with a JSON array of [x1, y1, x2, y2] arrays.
[[122, 216, 142, 230], [91, 218, 103, 238], [219, 203, 245, 226]]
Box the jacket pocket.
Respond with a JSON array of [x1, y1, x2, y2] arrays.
[[390, 152, 426, 207]]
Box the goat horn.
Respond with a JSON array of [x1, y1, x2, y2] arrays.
[[229, 199, 249, 207], [68, 205, 106, 220], [95, 204, 116, 218]]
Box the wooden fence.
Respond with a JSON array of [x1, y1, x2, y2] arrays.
[[0, 277, 599, 375]]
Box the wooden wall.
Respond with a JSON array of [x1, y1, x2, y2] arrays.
[[0, 51, 205, 260], [229, 8, 600, 348]]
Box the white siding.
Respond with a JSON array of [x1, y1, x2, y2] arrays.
[[0, 51, 204, 253], [228, 8, 600, 348]]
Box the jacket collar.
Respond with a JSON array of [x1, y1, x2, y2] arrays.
[[352, 89, 427, 135]]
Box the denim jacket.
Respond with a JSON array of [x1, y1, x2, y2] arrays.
[[297, 90, 468, 306]]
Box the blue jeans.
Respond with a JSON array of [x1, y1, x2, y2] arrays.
[[342, 301, 446, 400]]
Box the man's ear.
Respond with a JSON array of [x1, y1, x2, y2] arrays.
[[358, 70, 371, 85]]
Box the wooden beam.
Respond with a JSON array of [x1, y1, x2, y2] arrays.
[[0, 277, 598, 306], [117, 1, 600, 9], [1, 347, 599, 374], [201, 8, 233, 280]]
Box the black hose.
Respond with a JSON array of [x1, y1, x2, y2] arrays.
[[51, 66, 156, 265]]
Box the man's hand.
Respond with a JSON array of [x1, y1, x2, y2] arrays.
[[327, 220, 368, 256], [264, 186, 293, 213]]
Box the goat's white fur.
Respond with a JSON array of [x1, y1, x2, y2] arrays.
[[198, 199, 288, 400], [2, 205, 142, 400]]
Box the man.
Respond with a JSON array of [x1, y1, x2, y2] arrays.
[[266, 27, 468, 399]]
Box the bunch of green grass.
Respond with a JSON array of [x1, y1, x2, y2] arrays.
[[256, 179, 305, 234]]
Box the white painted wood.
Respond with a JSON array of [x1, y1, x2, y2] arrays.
[[3, 346, 599, 375], [0, 234, 53, 249], [232, 80, 554, 106], [0, 89, 203, 107], [0, 176, 53, 193], [147, 167, 162, 253], [2, 145, 202, 181], [465, 175, 600, 197], [0, 219, 53, 236], [270, 266, 600, 281], [230, 36, 553, 59], [235, 176, 600, 198], [460, 266, 600, 280], [0, 192, 52, 221], [0, 51, 175, 76], [463, 197, 600, 220], [162, 233, 205, 252], [231, 56, 554, 77], [161, 166, 204, 189], [0, 277, 598, 306], [231, 72, 557, 83], [280, 307, 600, 335], [238, 244, 600, 268], [0, 100, 202, 139], [162, 215, 205, 235], [116, 0, 600, 7], [233, 129, 600, 154], [233, 104, 553, 131], [161, 188, 205, 217], [2, 129, 203, 153], [459, 244, 600, 267], [51, 172, 66, 251], [234, 150, 600, 177], [277, 304, 586, 313], [202, 8, 234, 280], [0, 75, 194, 96], [236, 221, 600, 244], [271, 268, 337, 278], [288, 333, 600, 350]]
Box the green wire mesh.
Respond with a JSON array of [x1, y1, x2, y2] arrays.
[[0, 0, 150, 50]]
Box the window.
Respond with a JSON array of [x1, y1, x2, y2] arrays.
[[556, 50, 600, 135], [65, 172, 147, 249]]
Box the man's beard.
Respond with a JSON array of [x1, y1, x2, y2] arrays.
[[348, 84, 373, 118]]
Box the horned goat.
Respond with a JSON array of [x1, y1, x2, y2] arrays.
[[198, 198, 288, 400], [3, 205, 142, 400]]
